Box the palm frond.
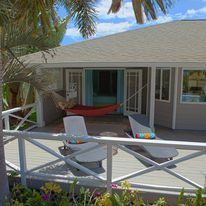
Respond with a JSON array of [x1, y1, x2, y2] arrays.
[[108, 0, 122, 14], [13, 0, 56, 34], [0, 0, 12, 27], [67, 0, 97, 38], [45, 16, 71, 47], [1, 15, 69, 59], [132, 0, 143, 24], [142, 0, 157, 21], [3, 59, 52, 92], [108, 0, 172, 24]]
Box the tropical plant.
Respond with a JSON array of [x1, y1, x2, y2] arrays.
[[2, 16, 70, 110], [0, 1, 97, 204], [6, 180, 206, 206], [5, 180, 145, 205]]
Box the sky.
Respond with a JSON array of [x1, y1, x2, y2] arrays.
[[60, 0, 206, 45]]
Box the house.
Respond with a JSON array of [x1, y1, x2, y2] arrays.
[[23, 20, 206, 130]]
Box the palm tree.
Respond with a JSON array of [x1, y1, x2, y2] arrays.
[[0, 0, 172, 205], [0, 1, 97, 204], [3, 16, 70, 110], [0, 52, 9, 205]]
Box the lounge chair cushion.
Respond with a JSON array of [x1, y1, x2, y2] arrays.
[[129, 114, 179, 159], [135, 133, 156, 139], [66, 139, 85, 144], [65, 134, 85, 144]]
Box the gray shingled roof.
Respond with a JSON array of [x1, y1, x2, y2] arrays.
[[22, 20, 206, 67]]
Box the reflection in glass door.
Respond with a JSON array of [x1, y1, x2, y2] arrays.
[[66, 69, 83, 104]]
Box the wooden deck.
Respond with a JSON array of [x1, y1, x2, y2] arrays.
[[4, 115, 206, 195]]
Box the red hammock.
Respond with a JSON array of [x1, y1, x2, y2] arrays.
[[64, 104, 120, 116]]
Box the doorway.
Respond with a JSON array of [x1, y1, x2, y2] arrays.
[[93, 70, 117, 106]]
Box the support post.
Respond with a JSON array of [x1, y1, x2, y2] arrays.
[[106, 144, 113, 194], [36, 91, 45, 127], [172, 67, 178, 129], [4, 115, 10, 130], [18, 135, 27, 185], [146, 67, 150, 117], [149, 67, 156, 131]]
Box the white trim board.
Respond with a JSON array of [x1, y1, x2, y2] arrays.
[[172, 68, 178, 130], [149, 67, 156, 130], [27, 62, 206, 69]]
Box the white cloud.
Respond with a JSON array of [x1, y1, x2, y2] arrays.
[[96, 21, 133, 35], [178, 6, 206, 19], [66, 21, 134, 40], [65, 27, 81, 38], [145, 15, 173, 25]]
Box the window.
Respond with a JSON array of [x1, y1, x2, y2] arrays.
[[155, 68, 171, 101], [182, 69, 206, 103], [45, 68, 63, 91]]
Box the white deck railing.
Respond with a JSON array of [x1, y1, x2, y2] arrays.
[[2, 104, 37, 131], [3, 130, 206, 194]]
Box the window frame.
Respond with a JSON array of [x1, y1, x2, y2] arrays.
[[155, 67, 171, 103], [181, 68, 206, 105]]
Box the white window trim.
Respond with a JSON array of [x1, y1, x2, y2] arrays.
[[155, 67, 171, 103], [180, 68, 206, 105]]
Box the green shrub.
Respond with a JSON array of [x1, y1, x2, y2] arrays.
[[6, 180, 206, 206]]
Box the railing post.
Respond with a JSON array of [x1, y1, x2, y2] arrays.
[[35, 92, 45, 127], [4, 115, 10, 130], [18, 134, 27, 185], [204, 173, 206, 189], [106, 144, 113, 194], [149, 66, 156, 131]]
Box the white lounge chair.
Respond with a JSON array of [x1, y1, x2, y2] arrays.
[[63, 116, 98, 151], [127, 114, 178, 159], [63, 116, 109, 167]]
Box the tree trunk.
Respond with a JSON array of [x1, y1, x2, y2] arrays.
[[0, 50, 10, 205], [9, 82, 20, 109]]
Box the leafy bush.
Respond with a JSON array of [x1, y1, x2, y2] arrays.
[[6, 180, 206, 206]]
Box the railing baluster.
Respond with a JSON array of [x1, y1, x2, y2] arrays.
[[15, 108, 34, 130], [18, 134, 27, 185], [2, 103, 38, 131], [107, 144, 113, 194]]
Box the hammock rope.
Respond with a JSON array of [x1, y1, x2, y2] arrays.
[[120, 83, 148, 107], [50, 83, 148, 116]]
